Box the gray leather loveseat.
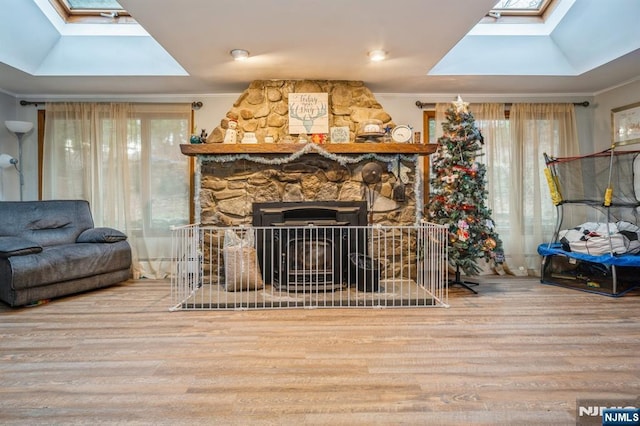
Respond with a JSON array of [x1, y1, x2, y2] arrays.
[[0, 200, 132, 307]]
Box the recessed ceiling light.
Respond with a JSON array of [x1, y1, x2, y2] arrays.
[[368, 50, 387, 62], [230, 49, 249, 61]]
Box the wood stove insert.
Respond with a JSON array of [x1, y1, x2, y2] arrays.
[[252, 201, 368, 291]]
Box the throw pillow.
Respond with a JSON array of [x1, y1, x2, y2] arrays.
[[77, 227, 127, 243]]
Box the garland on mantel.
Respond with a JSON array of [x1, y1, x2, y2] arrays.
[[196, 142, 424, 222], [198, 142, 418, 166]]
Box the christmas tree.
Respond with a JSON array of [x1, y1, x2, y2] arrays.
[[428, 96, 504, 276]]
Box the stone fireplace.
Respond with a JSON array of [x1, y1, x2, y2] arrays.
[[180, 79, 437, 227], [177, 79, 439, 297], [187, 79, 429, 227]]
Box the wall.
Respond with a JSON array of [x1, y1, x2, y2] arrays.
[[0, 92, 38, 201], [195, 93, 595, 150], [0, 92, 14, 200], [592, 79, 640, 151], [3, 89, 621, 203]]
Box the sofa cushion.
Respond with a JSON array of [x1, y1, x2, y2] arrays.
[[77, 227, 127, 243], [5, 241, 132, 290], [0, 236, 43, 258], [0, 200, 95, 247]]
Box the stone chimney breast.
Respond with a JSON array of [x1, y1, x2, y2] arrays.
[[205, 80, 395, 144]]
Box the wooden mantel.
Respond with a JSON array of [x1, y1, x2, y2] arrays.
[[180, 142, 437, 156]]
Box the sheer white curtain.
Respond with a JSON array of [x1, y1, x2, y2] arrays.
[[468, 104, 514, 273], [509, 103, 579, 274], [433, 102, 579, 276], [42, 102, 192, 279]]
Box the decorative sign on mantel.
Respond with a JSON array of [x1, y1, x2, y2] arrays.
[[288, 93, 328, 134], [330, 126, 350, 143]]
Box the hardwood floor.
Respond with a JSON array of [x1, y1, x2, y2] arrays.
[[1, 276, 638, 425]]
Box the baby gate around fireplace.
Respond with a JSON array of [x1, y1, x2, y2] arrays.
[[170, 222, 448, 310]]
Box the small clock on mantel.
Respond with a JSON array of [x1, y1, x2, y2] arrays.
[[391, 125, 412, 143]]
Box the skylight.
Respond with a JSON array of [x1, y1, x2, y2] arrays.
[[491, 0, 553, 16], [13, 0, 188, 76], [432, 0, 640, 79], [66, 0, 124, 11], [51, 0, 130, 22]]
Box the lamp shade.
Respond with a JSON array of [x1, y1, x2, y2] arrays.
[[5, 120, 33, 134], [0, 153, 16, 168]]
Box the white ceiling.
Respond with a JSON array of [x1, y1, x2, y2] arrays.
[[1, 0, 639, 97]]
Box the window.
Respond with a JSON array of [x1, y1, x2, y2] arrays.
[[422, 110, 437, 202], [423, 110, 437, 144], [41, 103, 191, 235], [473, 114, 512, 234], [491, 0, 554, 15], [127, 112, 191, 233], [66, 0, 124, 11], [50, 0, 133, 23]]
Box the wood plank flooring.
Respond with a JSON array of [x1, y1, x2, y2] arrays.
[[0, 276, 639, 425]]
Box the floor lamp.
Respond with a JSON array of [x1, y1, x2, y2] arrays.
[[4, 120, 33, 201]]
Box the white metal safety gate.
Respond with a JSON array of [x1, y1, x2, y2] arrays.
[[170, 223, 448, 310]]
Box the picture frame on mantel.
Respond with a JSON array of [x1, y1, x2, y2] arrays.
[[611, 101, 640, 146], [330, 126, 350, 143]]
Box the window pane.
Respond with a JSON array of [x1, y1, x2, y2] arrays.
[[149, 117, 190, 229], [493, 0, 545, 10], [66, 0, 124, 10], [123, 115, 189, 233], [475, 118, 511, 231], [51, 116, 85, 198], [428, 117, 437, 144], [127, 118, 143, 230]]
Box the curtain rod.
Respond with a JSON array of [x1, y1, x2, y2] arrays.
[[415, 100, 590, 109], [20, 100, 204, 109], [20, 101, 42, 107], [22, 99, 588, 110]]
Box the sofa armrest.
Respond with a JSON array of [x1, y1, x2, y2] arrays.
[[76, 227, 128, 244], [0, 236, 43, 258]]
